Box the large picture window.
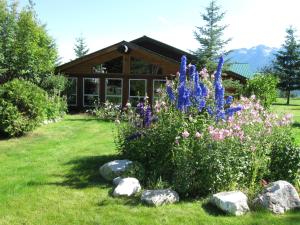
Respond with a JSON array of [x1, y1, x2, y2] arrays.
[[92, 56, 123, 74], [153, 79, 166, 103], [105, 78, 123, 105], [83, 78, 99, 107], [129, 79, 147, 106], [67, 77, 77, 106], [130, 57, 163, 75]]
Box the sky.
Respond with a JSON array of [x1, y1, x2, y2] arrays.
[[18, 0, 300, 63]]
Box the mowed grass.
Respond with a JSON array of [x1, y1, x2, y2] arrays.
[[272, 98, 300, 145], [0, 114, 299, 225]]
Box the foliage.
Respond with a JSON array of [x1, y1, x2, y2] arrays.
[[117, 56, 298, 198], [193, 0, 231, 72], [222, 79, 243, 97], [273, 26, 300, 105], [0, 0, 58, 84], [0, 79, 66, 137], [40, 74, 68, 95], [268, 128, 300, 184], [0, 79, 48, 136], [243, 73, 279, 108], [74, 36, 89, 58]]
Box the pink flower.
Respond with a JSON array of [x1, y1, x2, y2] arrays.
[[182, 130, 190, 138], [195, 132, 202, 139]]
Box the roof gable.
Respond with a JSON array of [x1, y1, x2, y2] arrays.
[[131, 36, 196, 63]]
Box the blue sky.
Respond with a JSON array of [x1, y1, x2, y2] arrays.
[[18, 0, 300, 62]]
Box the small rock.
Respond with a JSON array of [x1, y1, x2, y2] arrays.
[[113, 177, 122, 186], [141, 189, 179, 206], [99, 160, 132, 181], [113, 177, 141, 197], [253, 180, 300, 214], [210, 191, 249, 216]]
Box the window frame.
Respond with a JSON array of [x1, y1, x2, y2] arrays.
[[67, 77, 78, 106], [129, 79, 147, 104], [105, 78, 123, 104], [83, 77, 100, 107]]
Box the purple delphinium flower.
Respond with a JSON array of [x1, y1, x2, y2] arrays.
[[177, 56, 187, 111], [144, 106, 152, 127], [225, 106, 242, 117], [214, 56, 224, 83], [189, 64, 195, 82], [166, 85, 176, 103], [225, 96, 234, 105], [136, 102, 145, 117]]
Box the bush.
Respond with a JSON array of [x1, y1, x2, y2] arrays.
[[0, 79, 48, 136], [0, 79, 67, 137], [268, 128, 300, 183], [116, 56, 298, 198], [243, 74, 278, 108], [40, 74, 68, 95]]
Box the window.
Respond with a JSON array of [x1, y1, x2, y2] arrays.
[[130, 57, 163, 75], [83, 78, 99, 107], [92, 56, 123, 74], [105, 78, 122, 105], [67, 77, 77, 106], [153, 79, 166, 102], [129, 79, 147, 106]]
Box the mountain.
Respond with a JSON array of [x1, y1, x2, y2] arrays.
[[227, 45, 279, 73]]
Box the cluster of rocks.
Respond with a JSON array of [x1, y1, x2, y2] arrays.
[[99, 160, 300, 214], [210, 180, 300, 216], [99, 159, 179, 206]]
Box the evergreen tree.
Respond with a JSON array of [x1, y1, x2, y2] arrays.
[[194, 0, 231, 72], [273, 26, 300, 105], [0, 0, 58, 84], [73, 36, 89, 58]]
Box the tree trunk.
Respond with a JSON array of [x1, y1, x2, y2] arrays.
[[287, 90, 290, 105]]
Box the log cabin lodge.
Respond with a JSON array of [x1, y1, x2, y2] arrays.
[[56, 36, 253, 110]]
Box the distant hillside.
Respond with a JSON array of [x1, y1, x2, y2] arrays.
[[227, 45, 279, 73]]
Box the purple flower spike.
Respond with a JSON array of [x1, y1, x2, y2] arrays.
[[214, 56, 224, 83]]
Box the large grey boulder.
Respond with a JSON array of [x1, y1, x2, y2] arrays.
[[210, 191, 250, 216], [141, 189, 179, 206], [113, 177, 141, 197], [99, 160, 132, 181], [253, 180, 300, 214]]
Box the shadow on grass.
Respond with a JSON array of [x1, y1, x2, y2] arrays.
[[43, 154, 120, 189], [292, 122, 300, 128], [202, 201, 228, 216]]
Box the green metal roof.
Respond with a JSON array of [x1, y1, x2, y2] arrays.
[[228, 63, 254, 79]]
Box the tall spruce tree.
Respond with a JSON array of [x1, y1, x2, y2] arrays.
[[274, 26, 300, 105], [74, 36, 89, 58], [194, 0, 231, 72]]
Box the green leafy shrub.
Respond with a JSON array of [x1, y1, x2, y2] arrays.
[[0, 79, 67, 137], [0, 79, 48, 136], [40, 74, 68, 95], [268, 127, 300, 183], [243, 74, 279, 108]]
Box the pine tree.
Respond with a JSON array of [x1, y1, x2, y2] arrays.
[[274, 26, 300, 105], [73, 36, 89, 58], [194, 0, 231, 72]]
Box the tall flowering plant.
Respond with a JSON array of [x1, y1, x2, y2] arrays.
[[166, 55, 242, 121]]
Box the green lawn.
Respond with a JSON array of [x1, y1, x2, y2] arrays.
[[0, 114, 299, 225], [272, 98, 300, 145]]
